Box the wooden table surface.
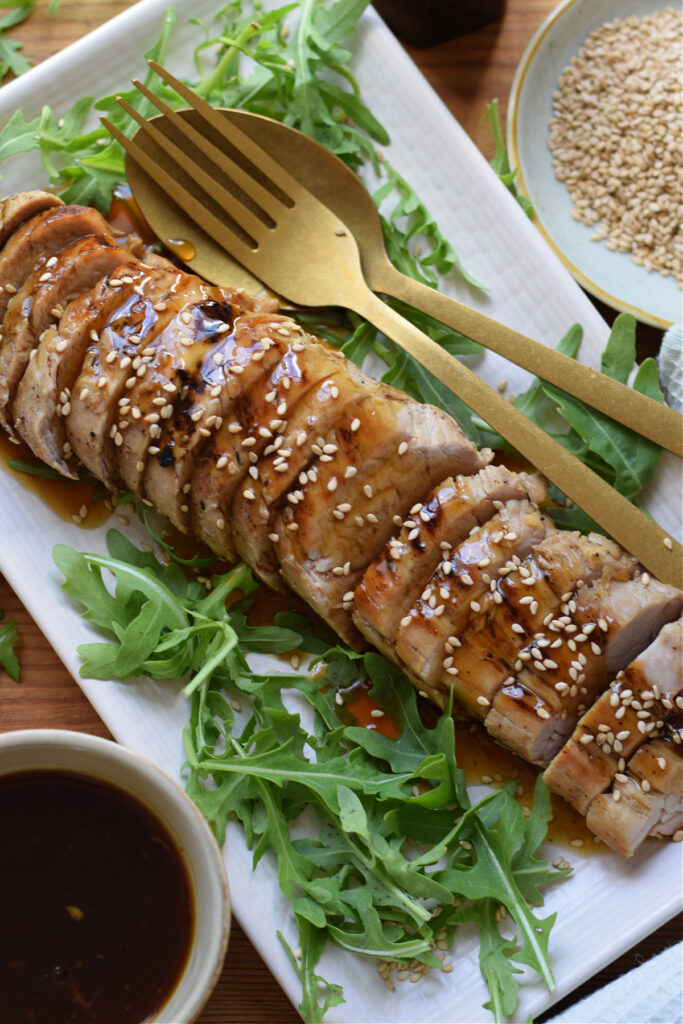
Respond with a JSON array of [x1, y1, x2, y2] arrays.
[[1, 2, 680, 1022]]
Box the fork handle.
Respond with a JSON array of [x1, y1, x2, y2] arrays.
[[352, 289, 682, 589], [370, 258, 682, 458]]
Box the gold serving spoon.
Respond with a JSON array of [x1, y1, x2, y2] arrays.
[[103, 63, 682, 587], [125, 101, 683, 459]]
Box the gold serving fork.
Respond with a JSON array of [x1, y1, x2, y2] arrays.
[[102, 64, 682, 587]]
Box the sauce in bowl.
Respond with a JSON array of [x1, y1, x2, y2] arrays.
[[0, 769, 194, 1024]]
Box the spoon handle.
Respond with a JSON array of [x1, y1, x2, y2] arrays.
[[350, 288, 682, 589], [371, 259, 682, 458]]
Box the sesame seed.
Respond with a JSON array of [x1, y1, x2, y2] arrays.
[[350, 418, 361, 432], [476, 695, 490, 707]]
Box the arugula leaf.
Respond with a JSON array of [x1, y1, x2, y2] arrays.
[[0, 608, 19, 681], [470, 900, 523, 1021], [483, 99, 533, 218], [0, 4, 34, 80]]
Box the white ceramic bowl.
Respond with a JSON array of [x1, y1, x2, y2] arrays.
[[0, 729, 230, 1024], [507, 0, 680, 328]]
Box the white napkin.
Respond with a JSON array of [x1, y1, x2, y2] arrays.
[[548, 940, 683, 1024], [658, 323, 683, 412]]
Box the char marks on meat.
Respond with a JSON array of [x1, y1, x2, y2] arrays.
[[0, 193, 680, 857]]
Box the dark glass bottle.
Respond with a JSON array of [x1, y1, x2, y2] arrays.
[[373, 0, 506, 47]]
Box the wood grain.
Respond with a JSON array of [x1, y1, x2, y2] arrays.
[[0, 2, 679, 1022]]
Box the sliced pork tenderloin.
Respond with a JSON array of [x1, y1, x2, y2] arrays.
[[352, 465, 546, 659], [485, 574, 683, 765], [191, 336, 355, 561], [229, 349, 379, 588], [0, 191, 63, 249], [66, 268, 217, 489], [442, 532, 636, 719], [394, 500, 552, 690], [146, 317, 328, 535], [544, 617, 683, 812], [274, 391, 487, 645], [0, 204, 131, 322], [0, 236, 135, 436], [115, 298, 250, 497], [11, 258, 177, 476], [585, 736, 683, 856]]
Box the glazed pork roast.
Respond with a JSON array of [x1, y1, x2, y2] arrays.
[[1, 192, 681, 857]]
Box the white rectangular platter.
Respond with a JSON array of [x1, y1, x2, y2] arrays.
[[0, 3, 680, 1022]]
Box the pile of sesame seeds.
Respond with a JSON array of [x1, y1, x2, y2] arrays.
[[548, 7, 682, 285]]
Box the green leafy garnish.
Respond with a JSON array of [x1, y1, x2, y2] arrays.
[[54, 532, 569, 1023], [0, 1, 62, 82], [0, 608, 19, 681], [0, 4, 34, 81], [484, 99, 533, 218]]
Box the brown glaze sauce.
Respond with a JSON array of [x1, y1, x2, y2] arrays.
[[108, 185, 157, 245], [0, 430, 111, 529], [0, 769, 194, 1024]]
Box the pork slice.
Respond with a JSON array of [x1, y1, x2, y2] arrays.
[[0, 191, 64, 249], [189, 337, 310, 561], [11, 260, 177, 477], [66, 267, 207, 488], [0, 236, 134, 436], [353, 465, 545, 656], [394, 500, 552, 690], [0, 205, 118, 322], [112, 296, 242, 496], [544, 619, 683, 813], [146, 319, 321, 536], [144, 312, 295, 531], [230, 347, 376, 587], [274, 391, 488, 645], [585, 737, 683, 856], [485, 574, 683, 766], [446, 532, 637, 720], [533, 529, 637, 596]]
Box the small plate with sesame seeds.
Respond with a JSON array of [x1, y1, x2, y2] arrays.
[[508, 0, 682, 329]]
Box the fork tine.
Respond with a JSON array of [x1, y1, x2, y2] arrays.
[[115, 96, 268, 245], [101, 115, 260, 272], [147, 60, 302, 201], [130, 78, 286, 222]]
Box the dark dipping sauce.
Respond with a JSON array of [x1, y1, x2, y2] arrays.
[[0, 770, 194, 1024]]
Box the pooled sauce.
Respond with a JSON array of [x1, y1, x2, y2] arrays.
[[0, 770, 194, 1024], [165, 238, 197, 264], [0, 431, 111, 529], [108, 184, 157, 245]]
